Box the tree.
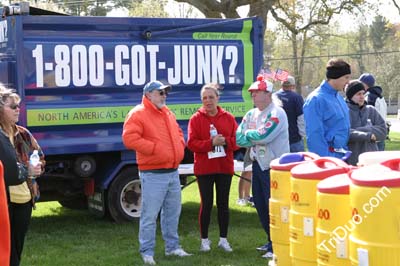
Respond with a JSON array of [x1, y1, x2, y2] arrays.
[[173, 0, 272, 31], [349, 24, 369, 74], [128, 0, 169, 17], [170, 0, 364, 94], [52, 0, 111, 16], [392, 0, 400, 15], [268, 0, 364, 93], [369, 15, 389, 51]]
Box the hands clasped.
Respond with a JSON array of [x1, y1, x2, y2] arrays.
[[212, 134, 226, 146]]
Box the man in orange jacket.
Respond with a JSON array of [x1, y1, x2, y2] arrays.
[[122, 80, 191, 265]]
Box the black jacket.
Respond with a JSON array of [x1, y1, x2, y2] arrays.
[[365, 86, 384, 106], [0, 130, 27, 186]]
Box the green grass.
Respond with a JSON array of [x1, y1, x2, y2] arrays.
[[22, 176, 268, 266], [386, 131, 400, 151], [22, 132, 400, 265]]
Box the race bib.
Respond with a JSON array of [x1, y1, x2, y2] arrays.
[[208, 145, 226, 159]]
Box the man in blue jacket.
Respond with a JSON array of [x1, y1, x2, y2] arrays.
[[303, 58, 351, 158]]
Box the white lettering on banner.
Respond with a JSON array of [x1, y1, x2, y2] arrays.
[[0, 20, 8, 48], [89, 45, 104, 86], [114, 45, 129, 86], [147, 45, 159, 82], [197, 45, 210, 84], [182, 45, 196, 84], [72, 45, 87, 86], [168, 45, 181, 85], [31, 44, 240, 88], [54, 45, 70, 87]]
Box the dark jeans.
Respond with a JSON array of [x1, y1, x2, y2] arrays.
[[377, 140, 385, 151], [252, 161, 271, 243], [196, 174, 232, 238], [9, 201, 32, 266]]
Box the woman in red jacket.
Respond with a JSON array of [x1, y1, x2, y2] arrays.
[[188, 83, 238, 253]]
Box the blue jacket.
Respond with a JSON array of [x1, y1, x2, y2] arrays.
[[303, 80, 350, 158]]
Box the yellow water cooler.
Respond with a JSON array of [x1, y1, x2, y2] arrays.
[[270, 152, 319, 266], [290, 157, 350, 266], [316, 173, 351, 266], [349, 158, 400, 266], [357, 151, 400, 166]]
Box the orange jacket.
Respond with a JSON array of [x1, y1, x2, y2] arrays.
[[0, 162, 10, 266], [122, 96, 185, 171]]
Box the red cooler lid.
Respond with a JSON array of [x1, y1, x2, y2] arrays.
[[270, 152, 319, 171], [291, 157, 350, 180], [317, 173, 351, 194], [350, 158, 400, 187]]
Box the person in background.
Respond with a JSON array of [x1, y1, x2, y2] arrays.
[[0, 119, 28, 266], [0, 88, 44, 266], [236, 148, 252, 206], [236, 75, 289, 259], [303, 58, 351, 158], [122, 80, 191, 265], [187, 83, 238, 252], [359, 73, 388, 151], [345, 80, 387, 165], [275, 76, 305, 152]]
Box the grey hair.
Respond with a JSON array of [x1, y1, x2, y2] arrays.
[[200, 83, 221, 98], [0, 86, 19, 107]]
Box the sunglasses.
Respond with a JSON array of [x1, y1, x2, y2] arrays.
[[6, 104, 20, 110], [157, 90, 168, 96]]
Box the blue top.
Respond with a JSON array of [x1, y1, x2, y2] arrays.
[[303, 80, 350, 158], [275, 89, 304, 144]]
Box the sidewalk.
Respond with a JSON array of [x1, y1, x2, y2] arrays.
[[388, 118, 400, 133]]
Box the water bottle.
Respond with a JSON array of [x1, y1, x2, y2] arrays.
[[210, 124, 218, 138], [30, 150, 40, 167]]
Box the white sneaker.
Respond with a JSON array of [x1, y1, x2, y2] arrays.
[[165, 248, 192, 257], [218, 238, 233, 252], [262, 251, 274, 259], [236, 198, 248, 206], [141, 254, 156, 265], [200, 238, 211, 252]]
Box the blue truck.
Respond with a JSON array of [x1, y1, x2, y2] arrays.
[[0, 2, 264, 222]]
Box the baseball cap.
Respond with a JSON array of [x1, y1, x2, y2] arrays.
[[248, 75, 273, 92], [143, 80, 172, 94], [281, 76, 295, 86]]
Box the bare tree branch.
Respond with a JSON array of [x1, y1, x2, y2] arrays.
[[392, 0, 400, 15]]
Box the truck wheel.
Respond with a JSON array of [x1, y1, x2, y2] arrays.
[[107, 168, 141, 222]]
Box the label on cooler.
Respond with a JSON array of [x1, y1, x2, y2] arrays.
[[336, 238, 348, 258], [303, 217, 314, 236], [280, 206, 289, 223], [357, 248, 369, 266]]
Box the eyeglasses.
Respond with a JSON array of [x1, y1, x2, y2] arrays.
[[157, 90, 168, 96], [6, 104, 20, 110]]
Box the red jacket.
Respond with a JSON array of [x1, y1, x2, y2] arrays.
[[122, 96, 185, 171], [188, 106, 238, 175]]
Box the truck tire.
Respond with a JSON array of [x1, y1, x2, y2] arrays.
[[107, 167, 141, 222]]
